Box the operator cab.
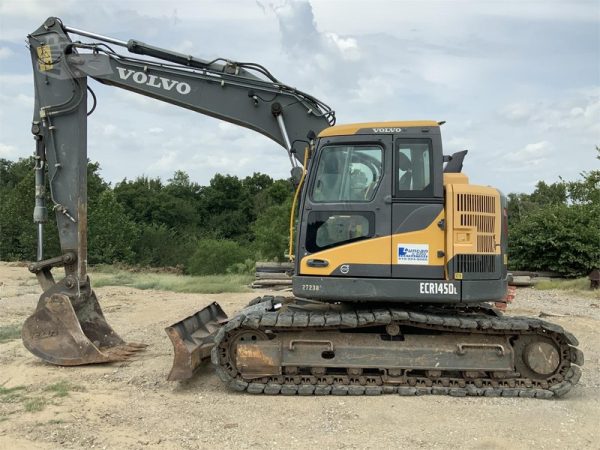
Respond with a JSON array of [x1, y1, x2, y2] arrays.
[[295, 121, 446, 299]]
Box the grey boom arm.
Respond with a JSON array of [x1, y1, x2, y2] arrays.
[[27, 17, 334, 284]]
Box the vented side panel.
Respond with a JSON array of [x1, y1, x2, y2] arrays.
[[456, 254, 496, 273], [456, 193, 498, 254]]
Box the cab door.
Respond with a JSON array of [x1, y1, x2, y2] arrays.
[[297, 134, 393, 278], [391, 136, 445, 279]]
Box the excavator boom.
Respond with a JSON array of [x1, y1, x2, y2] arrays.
[[24, 17, 333, 373]]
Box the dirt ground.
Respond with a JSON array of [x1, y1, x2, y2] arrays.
[[0, 262, 598, 449]]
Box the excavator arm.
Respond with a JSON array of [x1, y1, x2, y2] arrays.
[[23, 17, 334, 373]]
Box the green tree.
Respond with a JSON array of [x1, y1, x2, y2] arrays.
[[88, 190, 139, 264], [508, 149, 600, 276], [187, 238, 252, 275], [252, 199, 293, 261], [0, 158, 106, 261], [199, 174, 250, 241], [510, 203, 600, 277], [133, 223, 196, 268]]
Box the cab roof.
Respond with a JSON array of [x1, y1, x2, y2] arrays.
[[318, 121, 440, 137]]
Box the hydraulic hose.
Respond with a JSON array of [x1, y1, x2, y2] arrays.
[[288, 147, 310, 262]]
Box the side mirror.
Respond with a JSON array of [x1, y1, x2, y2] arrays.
[[443, 150, 468, 173]]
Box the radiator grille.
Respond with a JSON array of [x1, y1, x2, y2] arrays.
[[456, 193, 496, 213], [456, 193, 497, 253], [456, 254, 496, 273]]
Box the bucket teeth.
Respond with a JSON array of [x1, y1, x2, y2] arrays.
[[125, 342, 148, 349], [100, 344, 148, 361]]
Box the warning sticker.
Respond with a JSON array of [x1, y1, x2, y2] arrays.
[[397, 243, 429, 265]]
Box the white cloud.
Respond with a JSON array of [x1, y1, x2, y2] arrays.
[[0, 0, 77, 42], [217, 121, 246, 140], [351, 75, 395, 105], [0, 74, 31, 86], [500, 102, 535, 122], [446, 137, 474, 152], [499, 89, 600, 135], [0, 47, 13, 59], [505, 141, 551, 165], [324, 32, 361, 61], [0, 143, 17, 158], [147, 150, 179, 173], [271, 0, 365, 94], [174, 40, 195, 54]]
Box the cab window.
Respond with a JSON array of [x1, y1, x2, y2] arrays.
[[306, 211, 374, 253], [312, 145, 383, 202], [395, 140, 433, 196]]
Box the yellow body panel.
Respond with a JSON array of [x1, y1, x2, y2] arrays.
[[390, 211, 446, 270], [318, 121, 439, 137], [443, 173, 469, 186], [300, 211, 445, 276], [300, 235, 391, 275]]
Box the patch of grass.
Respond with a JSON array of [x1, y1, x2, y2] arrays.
[[0, 324, 22, 343], [130, 273, 254, 293], [91, 264, 121, 274], [89, 267, 253, 294], [43, 380, 84, 398], [24, 397, 45, 412], [93, 271, 136, 288], [0, 380, 82, 415], [534, 278, 600, 298], [0, 385, 26, 403]]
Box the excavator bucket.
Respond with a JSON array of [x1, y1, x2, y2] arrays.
[[165, 302, 228, 381], [22, 284, 146, 366]]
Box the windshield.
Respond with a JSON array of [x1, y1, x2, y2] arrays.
[[311, 145, 383, 202]]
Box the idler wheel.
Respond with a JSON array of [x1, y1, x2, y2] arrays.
[[524, 342, 560, 375], [513, 335, 562, 379]]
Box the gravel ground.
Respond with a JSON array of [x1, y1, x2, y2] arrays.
[[0, 262, 598, 449]]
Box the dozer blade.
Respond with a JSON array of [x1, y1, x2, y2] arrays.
[[22, 281, 146, 366], [165, 302, 228, 381]]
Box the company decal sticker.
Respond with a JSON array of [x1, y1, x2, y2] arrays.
[[397, 243, 429, 265]]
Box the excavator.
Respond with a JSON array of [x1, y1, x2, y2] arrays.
[[22, 17, 583, 398]]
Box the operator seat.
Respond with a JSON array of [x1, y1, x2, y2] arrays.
[[314, 154, 341, 201], [397, 152, 412, 190]]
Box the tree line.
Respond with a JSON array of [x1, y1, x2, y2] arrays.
[[1, 149, 598, 277], [0, 158, 293, 275], [506, 148, 600, 277]]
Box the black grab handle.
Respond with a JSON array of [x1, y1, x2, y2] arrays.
[[307, 259, 329, 268]]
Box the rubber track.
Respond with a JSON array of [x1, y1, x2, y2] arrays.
[[210, 298, 584, 398]]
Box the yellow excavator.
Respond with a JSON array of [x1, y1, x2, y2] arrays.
[[22, 18, 583, 397]]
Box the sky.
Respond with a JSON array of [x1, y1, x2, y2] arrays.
[[0, 0, 598, 194]]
